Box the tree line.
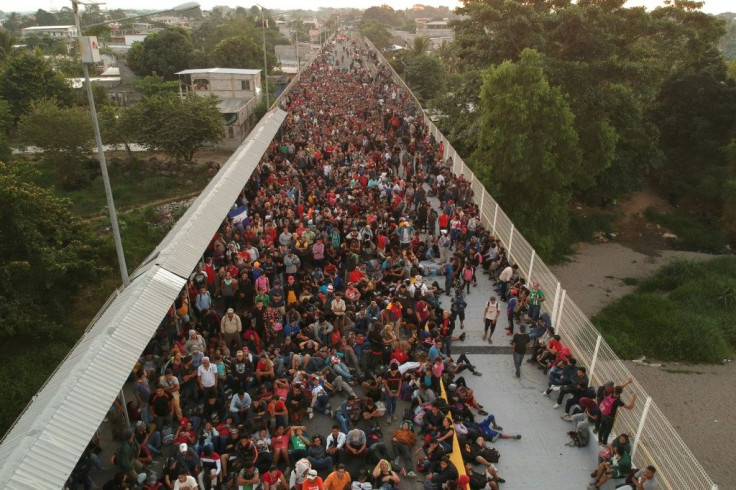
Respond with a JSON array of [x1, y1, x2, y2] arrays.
[[363, 0, 736, 260]]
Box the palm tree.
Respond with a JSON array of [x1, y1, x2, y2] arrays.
[[436, 40, 459, 74], [410, 36, 430, 58]]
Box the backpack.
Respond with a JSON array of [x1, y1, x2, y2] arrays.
[[481, 446, 500, 463], [568, 429, 590, 448], [463, 267, 473, 282], [599, 395, 616, 417], [161, 425, 174, 446]]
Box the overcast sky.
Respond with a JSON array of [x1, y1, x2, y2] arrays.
[[4, 0, 733, 16]]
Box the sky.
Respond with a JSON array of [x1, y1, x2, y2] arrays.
[[1, 0, 733, 15]]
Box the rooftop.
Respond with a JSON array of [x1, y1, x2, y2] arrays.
[[176, 68, 262, 76]]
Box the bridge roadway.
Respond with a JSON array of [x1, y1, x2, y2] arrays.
[[86, 36, 600, 490]]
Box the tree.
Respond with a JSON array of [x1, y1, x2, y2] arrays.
[[0, 31, 13, 65], [18, 99, 93, 160], [213, 36, 262, 69], [124, 93, 225, 162], [0, 52, 74, 121], [474, 49, 582, 259], [0, 163, 104, 339], [131, 73, 180, 97], [35, 8, 58, 25], [410, 36, 430, 58], [127, 28, 193, 79], [2, 12, 23, 35], [652, 49, 736, 210], [405, 54, 447, 103], [359, 19, 392, 51]]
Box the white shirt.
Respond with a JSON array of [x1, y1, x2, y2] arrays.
[[485, 300, 500, 320], [326, 431, 347, 449], [198, 363, 217, 388], [173, 475, 198, 489]]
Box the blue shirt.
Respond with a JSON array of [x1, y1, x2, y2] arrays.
[[428, 344, 443, 363]]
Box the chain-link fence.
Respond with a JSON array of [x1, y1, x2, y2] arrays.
[[363, 36, 718, 490]]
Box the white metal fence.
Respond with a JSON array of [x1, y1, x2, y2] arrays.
[[363, 37, 718, 490]]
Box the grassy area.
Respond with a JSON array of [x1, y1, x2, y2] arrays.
[[12, 153, 210, 217], [644, 207, 729, 253], [592, 257, 736, 363]]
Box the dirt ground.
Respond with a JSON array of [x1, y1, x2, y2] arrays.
[[551, 191, 735, 488]]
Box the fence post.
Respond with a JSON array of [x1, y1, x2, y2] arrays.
[[631, 396, 652, 461], [551, 281, 561, 325], [480, 187, 485, 214], [508, 224, 515, 260], [589, 335, 602, 383], [555, 289, 566, 336], [528, 250, 535, 282], [492, 203, 499, 235]]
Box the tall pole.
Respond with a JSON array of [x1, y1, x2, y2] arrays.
[[296, 28, 300, 71], [259, 5, 269, 108], [73, 1, 130, 288]]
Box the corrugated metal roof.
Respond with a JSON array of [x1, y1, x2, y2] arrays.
[[218, 97, 251, 114], [0, 266, 185, 490], [176, 67, 262, 75], [0, 108, 287, 490]]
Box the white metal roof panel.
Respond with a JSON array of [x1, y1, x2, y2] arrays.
[[0, 267, 185, 490], [176, 67, 262, 75]]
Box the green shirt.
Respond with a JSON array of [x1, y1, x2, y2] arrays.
[[611, 452, 632, 479], [291, 435, 307, 451], [530, 289, 545, 306]]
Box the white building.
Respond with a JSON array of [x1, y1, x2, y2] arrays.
[[175, 68, 263, 148], [20, 25, 79, 39]]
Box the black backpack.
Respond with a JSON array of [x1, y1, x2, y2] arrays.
[[567, 429, 590, 448]]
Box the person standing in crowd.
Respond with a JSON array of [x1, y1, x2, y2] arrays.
[[511, 325, 530, 378]]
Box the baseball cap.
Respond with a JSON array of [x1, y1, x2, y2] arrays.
[[307, 470, 318, 479], [227, 308, 234, 313], [179, 443, 188, 452]]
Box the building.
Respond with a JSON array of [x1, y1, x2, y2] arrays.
[[20, 25, 79, 39], [175, 68, 263, 148]]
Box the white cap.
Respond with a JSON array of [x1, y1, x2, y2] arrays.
[[307, 469, 318, 479], [179, 443, 188, 452]]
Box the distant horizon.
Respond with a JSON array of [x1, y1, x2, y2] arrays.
[[1, 0, 733, 16]]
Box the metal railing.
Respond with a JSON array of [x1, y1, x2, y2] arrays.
[[363, 36, 718, 490]]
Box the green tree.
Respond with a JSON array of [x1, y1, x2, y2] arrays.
[[98, 105, 135, 158], [405, 54, 447, 103], [131, 73, 180, 97], [0, 30, 14, 64], [0, 52, 74, 121], [125, 93, 225, 161], [2, 12, 23, 35], [359, 19, 392, 51], [0, 163, 104, 339], [17, 99, 95, 189], [127, 28, 193, 79], [35, 8, 58, 25], [652, 49, 736, 209], [410, 36, 430, 57], [18, 99, 93, 160], [213, 36, 262, 68], [474, 49, 583, 259]]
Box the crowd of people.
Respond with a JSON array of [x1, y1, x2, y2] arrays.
[[67, 30, 658, 490]]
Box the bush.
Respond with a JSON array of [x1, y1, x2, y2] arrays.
[[567, 211, 615, 242], [644, 207, 728, 252], [593, 257, 736, 363]]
